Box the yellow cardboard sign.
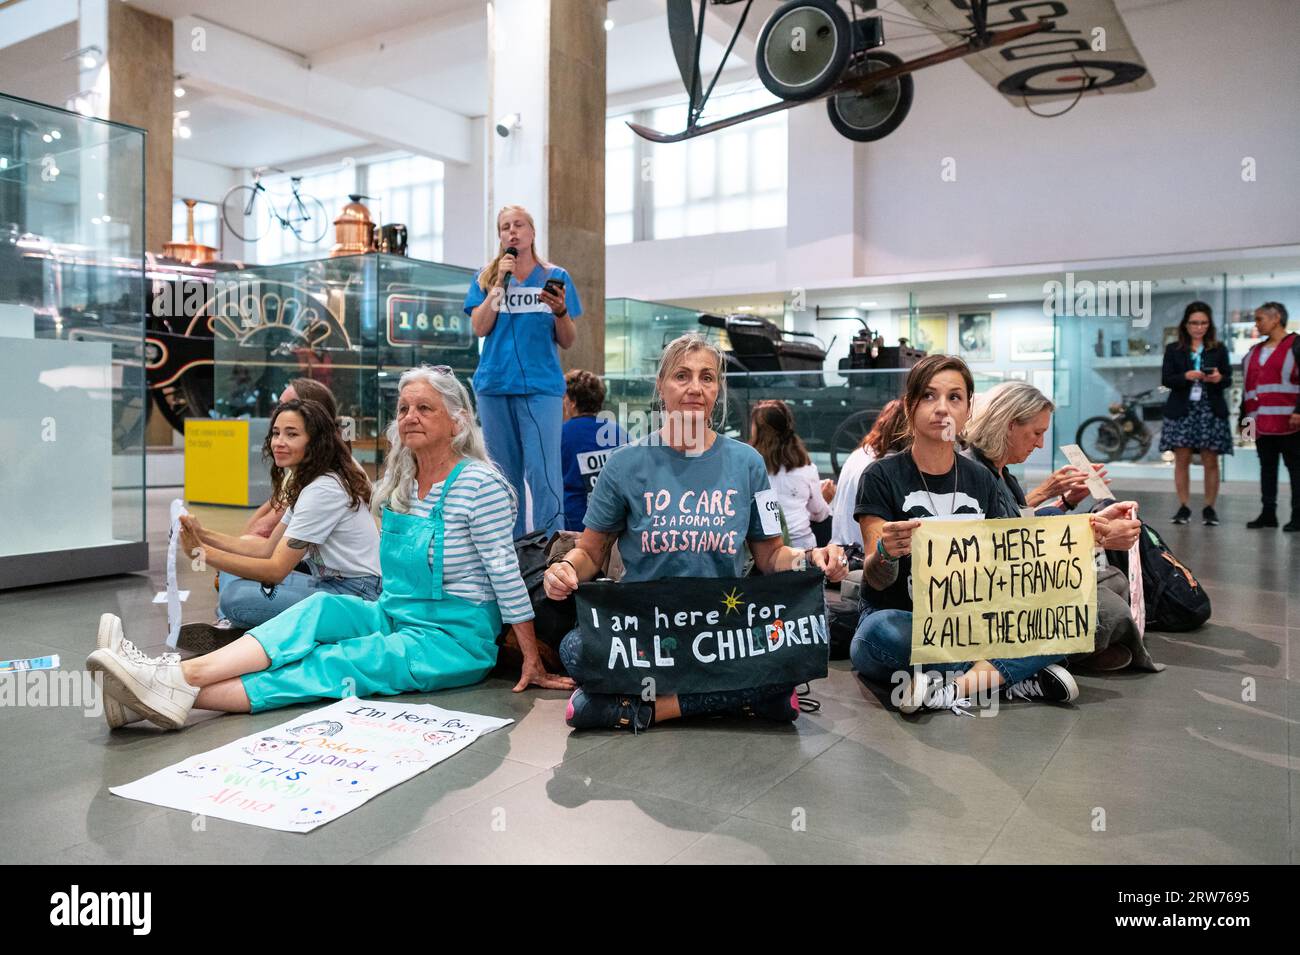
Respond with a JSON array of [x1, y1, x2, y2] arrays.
[[184, 419, 250, 506], [910, 515, 1097, 664]]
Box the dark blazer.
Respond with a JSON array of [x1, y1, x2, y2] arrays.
[[1162, 341, 1231, 420]]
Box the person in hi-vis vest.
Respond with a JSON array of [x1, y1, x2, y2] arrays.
[[1241, 302, 1300, 531], [465, 205, 583, 539]]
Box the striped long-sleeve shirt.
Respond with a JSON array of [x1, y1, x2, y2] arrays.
[[404, 461, 534, 624]]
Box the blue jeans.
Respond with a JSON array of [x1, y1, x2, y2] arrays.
[[849, 605, 1062, 688], [218, 570, 382, 629], [558, 627, 791, 715], [477, 393, 564, 538]]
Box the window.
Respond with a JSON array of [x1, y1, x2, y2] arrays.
[[254, 166, 357, 265], [364, 154, 445, 262], [248, 156, 446, 266], [606, 87, 787, 243]]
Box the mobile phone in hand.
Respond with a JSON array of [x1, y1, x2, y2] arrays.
[[544, 278, 565, 298]]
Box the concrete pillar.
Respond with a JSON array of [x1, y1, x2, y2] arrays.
[[488, 0, 606, 375], [106, 2, 173, 256]]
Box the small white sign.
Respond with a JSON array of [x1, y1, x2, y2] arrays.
[[755, 489, 782, 537], [1059, 444, 1112, 501]]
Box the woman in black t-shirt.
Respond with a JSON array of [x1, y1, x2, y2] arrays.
[[851, 355, 1088, 714]]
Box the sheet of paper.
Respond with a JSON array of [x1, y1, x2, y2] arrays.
[[1059, 444, 1112, 500]]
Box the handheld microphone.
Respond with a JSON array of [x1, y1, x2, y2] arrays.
[[499, 245, 518, 287]]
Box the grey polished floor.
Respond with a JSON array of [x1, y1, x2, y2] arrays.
[[1, 485, 1295, 864]]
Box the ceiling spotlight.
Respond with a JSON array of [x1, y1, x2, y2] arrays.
[[81, 53, 98, 69], [177, 126, 192, 139], [42, 133, 52, 143], [604, 18, 614, 30], [987, 292, 1007, 300], [495, 112, 521, 138], [50, 130, 61, 140], [174, 85, 186, 98], [102, 214, 112, 222]]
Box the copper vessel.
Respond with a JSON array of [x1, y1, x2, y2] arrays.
[[331, 194, 376, 256], [162, 198, 217, 264]]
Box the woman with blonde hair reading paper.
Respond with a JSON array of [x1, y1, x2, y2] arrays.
[[544, 333, 848, 732], [963, 379, 1157, 674], [87, 366, 573, 731]]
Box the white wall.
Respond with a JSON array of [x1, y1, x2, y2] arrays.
[[608, 0, 1300, 299], [173, 157, 239, 205], [443, 117, 488, 270]]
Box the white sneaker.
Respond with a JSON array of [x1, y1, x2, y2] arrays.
[[96, 614, 140, 730], [86, 640, 198, 730], [895, 669, 974, 716]]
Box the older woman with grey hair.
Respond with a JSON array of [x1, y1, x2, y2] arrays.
[[963, 380, 1159, 673], [544, 333, 848, 731], [88, 365, 573, 731]]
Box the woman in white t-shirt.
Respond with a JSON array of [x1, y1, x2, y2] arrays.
[[178, 398, 381, 638], [829, 399, 908, 549], [749, 400, 832, 548]]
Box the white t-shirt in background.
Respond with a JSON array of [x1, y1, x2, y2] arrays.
[[830, 446, 877, 548], [769, 462, 830, 549], [281, 474, 381, 579]]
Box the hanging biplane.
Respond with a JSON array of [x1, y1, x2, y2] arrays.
[[630, 0, 1154, 143]]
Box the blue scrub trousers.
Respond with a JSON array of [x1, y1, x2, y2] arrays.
[[477, 393, 563, 538], [240, 591, 500, 713]]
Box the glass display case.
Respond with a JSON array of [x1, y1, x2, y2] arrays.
[[0, 93, 147, 589], [605, 297, 910, 475], [1053, 270, 1300, 481], [206, 252, 478, 485]]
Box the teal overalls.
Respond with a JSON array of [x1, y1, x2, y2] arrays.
[[241, 460, 503, 713]]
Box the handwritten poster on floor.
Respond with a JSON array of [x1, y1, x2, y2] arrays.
[[109, 699, 512, 832], [910, 516, 1097, 664], [573, 569, 830, 695]]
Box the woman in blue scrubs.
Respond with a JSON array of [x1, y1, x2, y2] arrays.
[[87, 366, 575, 731], [465, 205, 582, 539]]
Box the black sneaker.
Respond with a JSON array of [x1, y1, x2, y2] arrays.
[[565, 689, 654, 732], [1285, 519, 1300, 533], [1202, 506, 1220, 526], [1171, 505, 1191, 524], [177, 622, 247, 656], [737, 687, 800, 722], [1247, 511, 1279, 529], [1002, 664, 1079, 704]]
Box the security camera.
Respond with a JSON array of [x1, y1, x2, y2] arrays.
[[495, 113, 521, 138]]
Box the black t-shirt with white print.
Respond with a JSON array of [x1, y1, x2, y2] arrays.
[[853, 449, 1015, 612]]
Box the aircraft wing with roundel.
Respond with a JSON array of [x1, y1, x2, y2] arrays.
[[893, 0, 1154, 105]]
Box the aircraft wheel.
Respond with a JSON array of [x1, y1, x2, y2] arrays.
[[826, 50, 913, 142], [756, 0, 852, 101]]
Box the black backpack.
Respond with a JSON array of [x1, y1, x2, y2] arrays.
[[1107, 522, 1211, 632]]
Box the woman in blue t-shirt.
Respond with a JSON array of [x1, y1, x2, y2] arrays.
[[543, 333, 848, 732], [464, 205, 583, 539]]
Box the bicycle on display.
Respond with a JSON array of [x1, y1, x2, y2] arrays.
[[221, 167, 329, 245], [1075, 387, 1166, 463]]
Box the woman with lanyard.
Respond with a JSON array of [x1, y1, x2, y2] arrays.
[[852, 355, 1116, 715], [543, 333, 848, 732], [1160, 302, 1233, 526], [963, 380, 1159, 674], [465, 205, 582, 539], [87, 366, 573, 731]]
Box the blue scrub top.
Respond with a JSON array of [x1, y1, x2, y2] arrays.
[[464, 264, 583, 396]]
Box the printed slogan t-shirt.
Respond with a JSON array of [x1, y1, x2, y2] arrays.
[[583, 433, 779, 582], [853, 450, 1013, 611]]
